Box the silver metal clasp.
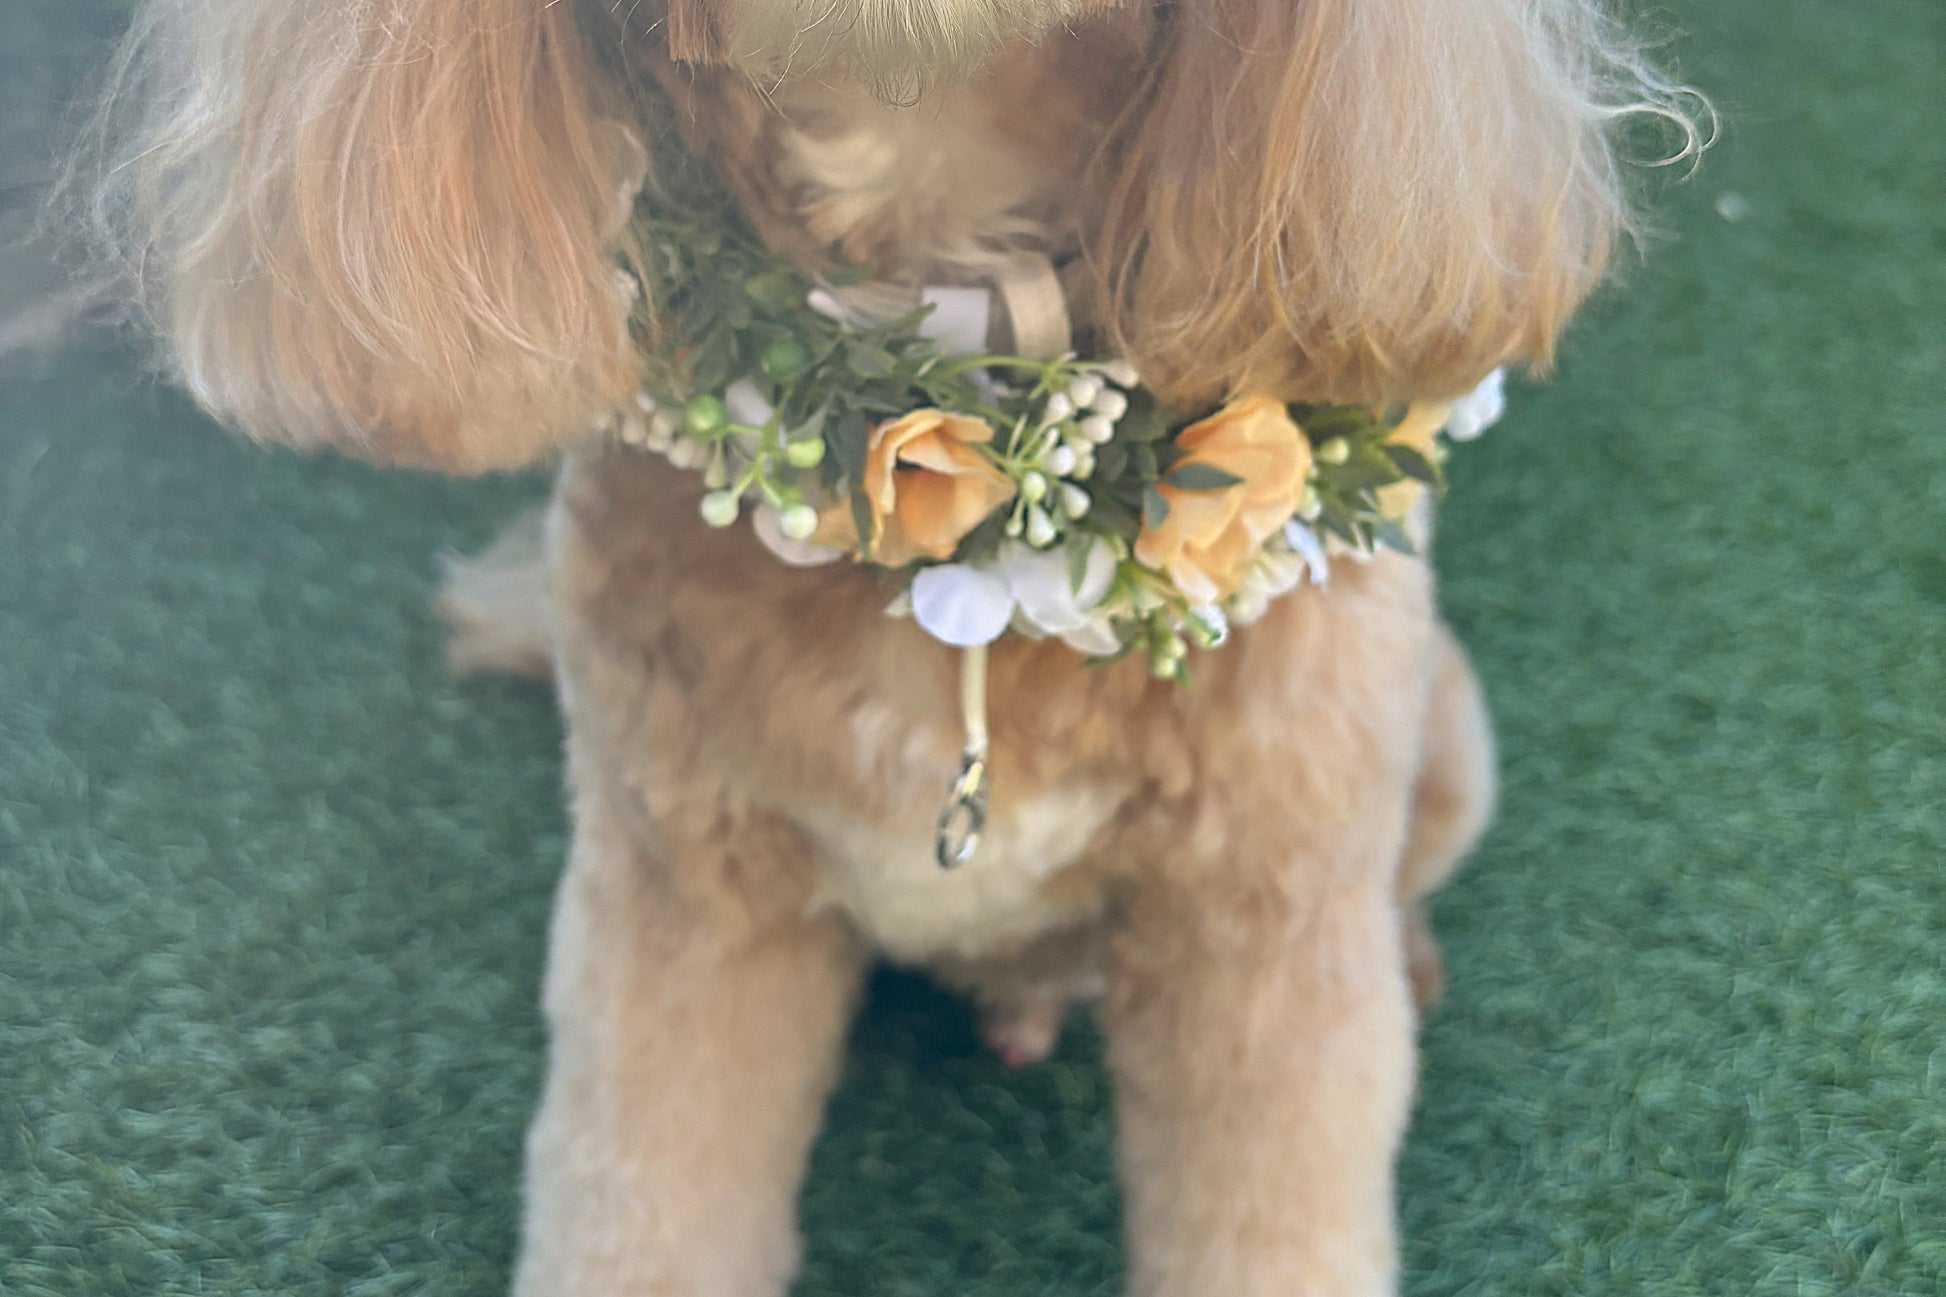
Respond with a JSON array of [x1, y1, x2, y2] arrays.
[[934, 749, 990, 869]]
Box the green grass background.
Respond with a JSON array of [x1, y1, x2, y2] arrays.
[[2, 1, 1941, 1293]]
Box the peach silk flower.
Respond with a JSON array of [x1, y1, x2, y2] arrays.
[[821, 409, 1017, 566], [1133, 396, 1312, 604]]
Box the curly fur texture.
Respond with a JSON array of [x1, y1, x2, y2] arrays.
[[668, 0, 1121, 96], [74, 0, 1697, 1291]]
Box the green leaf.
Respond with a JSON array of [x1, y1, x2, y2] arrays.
[[885, 305, 937, 337], [1142, 487, 1171, 531], [1298, 404, 1374, 440], [1066, 534, 1093, 595], [1089, 492, 1138, 537], [955, 511, 1009, 567], [1373, 518, 1417, 555], [849, 489, 876, 556], [1385, 444, 1441, 486], [844, 340, 896, 379], [1323, 447, 1406, 493], [828, 411, 870, 484], [1316, 504, 1360, 545], [1161, 462, 1244, 491], [1093, 441, 1130, 483], [779, 375, 819, 427], [689, 331, 736, 393], [1118, 389, 1169, 442], [791, 402, 829, 444], [670, 311, 712, 349], [744, 271, 804, 314]]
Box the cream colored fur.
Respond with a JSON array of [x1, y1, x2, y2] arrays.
[[710, 0, 1111, 95], [82, 0, 1696, 1290]]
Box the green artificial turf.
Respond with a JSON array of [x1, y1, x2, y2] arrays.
[[2, 1, 1941, 1293]]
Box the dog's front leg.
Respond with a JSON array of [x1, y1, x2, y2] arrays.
[[1106, 863, 1416, 1297], [1104, 578, 1431, 1296], [513, 794, 865, 1297]]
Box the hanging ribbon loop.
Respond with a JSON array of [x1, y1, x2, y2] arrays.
[[934, 645, 992, 868]]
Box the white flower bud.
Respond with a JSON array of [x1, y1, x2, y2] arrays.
[[1059, 483, 1091, 519], [1228, 588, 1270, 625], [1070, 447, 1096, 480], [784, 437, 826, 469], [1005, 514, 1025, 538], [1184, 606, 1229, 648], [1025, 505, 1057, 548], [1021, 470, 1049, 504], [1080, 415, 1116, 444], [1149, 635, 1186, 678], [1256, 551, 1306, 597], [1101, 359, 1140, 388], [1092, 388, 1128, 422], [1297, 485, 1322, 520], [1044, 445, 1077, 477], [1043, 392, 1075, 423], [702, 458, 730, 489], [1316, 437, 1351, 466], [666, 438, 703, 469], [648, 410, 680, 450], [699, 490, 740, 528], [1066, 375, 1102, 410], [778, 503, 819, 541], [619, 414, 650, 446]]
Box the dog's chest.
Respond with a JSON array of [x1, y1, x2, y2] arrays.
[[795, 705, 1124, 964], [644, 47, 1142, 962]]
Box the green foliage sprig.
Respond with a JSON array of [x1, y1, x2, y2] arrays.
[[616, 152, 1449, 675]]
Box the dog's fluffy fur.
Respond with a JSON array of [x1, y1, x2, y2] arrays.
[[77, 0, 1699, 1291]]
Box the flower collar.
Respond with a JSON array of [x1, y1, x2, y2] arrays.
[[612, 155, 1506, 864]]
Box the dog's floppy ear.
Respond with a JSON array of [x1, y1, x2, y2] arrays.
[[82, 0, 645, 471], [666, 0, 734, 66], [1089, 0, 1700, 407]]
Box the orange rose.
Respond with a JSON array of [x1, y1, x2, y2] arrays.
[[1134, 396, 1311, 604], [821, 409, 1016, 566]]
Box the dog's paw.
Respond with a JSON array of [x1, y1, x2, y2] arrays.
[[981, 1000, 1065, 1068]]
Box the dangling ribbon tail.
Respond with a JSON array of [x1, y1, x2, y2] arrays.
[[934, 644, 991, 869]]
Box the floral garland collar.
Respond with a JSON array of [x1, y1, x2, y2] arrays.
[[612, 158, 1506, 864]]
